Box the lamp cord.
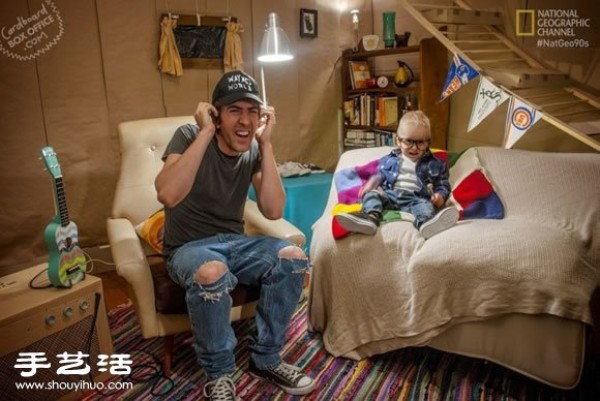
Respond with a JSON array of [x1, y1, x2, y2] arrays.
[[328, 55, 344, 84]]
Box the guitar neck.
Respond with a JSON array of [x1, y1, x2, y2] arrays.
[[54, 177, 70, 227]]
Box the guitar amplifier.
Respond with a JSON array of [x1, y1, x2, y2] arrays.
[[0, 264, 114, 400]]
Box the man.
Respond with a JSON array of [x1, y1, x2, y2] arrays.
[[155, 70, 315, 401]]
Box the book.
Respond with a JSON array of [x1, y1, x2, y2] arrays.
[[343, 100, 355, 125], [381, 96, 398, 127], [348, 60, 371, 89]]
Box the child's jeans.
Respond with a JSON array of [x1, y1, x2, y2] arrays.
[[362, 188, 435, 228]]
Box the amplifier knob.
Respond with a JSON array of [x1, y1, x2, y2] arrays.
[[63, 307, 73, 317], [45, 315, 56, 325], [79, 300, 89, 311]]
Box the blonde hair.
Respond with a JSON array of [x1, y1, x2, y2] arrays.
[[396, 110, 431, 139]]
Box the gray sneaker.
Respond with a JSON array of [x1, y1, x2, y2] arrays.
[[336, 212, 379, 235], [203, 375, 235, 401], [249, 360, 315, 395], [420, 207, 459, 239]]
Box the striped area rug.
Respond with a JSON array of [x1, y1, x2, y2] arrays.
[[83, 301, 588, 401]]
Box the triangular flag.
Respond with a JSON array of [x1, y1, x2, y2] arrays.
[[468, 77, 510, 132], [504, 97, 543, 148], [439, 53, 479, 102]]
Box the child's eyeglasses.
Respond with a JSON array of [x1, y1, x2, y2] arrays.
[[399, 138, 430, 150]]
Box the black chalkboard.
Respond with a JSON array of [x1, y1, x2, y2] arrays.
[[161, 14, 237, 67], [174, 25, 226, 59]]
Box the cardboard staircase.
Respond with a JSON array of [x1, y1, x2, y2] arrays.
[[399, 0, 600, 151]]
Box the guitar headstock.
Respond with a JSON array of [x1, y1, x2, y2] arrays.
[[40, 146, 62, 179]]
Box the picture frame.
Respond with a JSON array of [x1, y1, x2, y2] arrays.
[[300, 8, 318, 38]]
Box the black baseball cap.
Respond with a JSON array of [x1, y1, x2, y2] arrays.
[[212, 70, 263, 107]]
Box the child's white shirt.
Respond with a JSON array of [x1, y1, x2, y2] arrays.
[[393, 154, 420, 192]]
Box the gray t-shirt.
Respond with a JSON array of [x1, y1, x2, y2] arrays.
[[161, 124, 261, 254]]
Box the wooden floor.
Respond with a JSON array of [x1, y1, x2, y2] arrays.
[[95, 270, 130, 311]]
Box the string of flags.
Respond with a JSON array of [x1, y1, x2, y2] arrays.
[[440, 52, 544, 148], [439, 53, 479, 102], [504, 96, 543, 148], [468, 77, 509, 132]]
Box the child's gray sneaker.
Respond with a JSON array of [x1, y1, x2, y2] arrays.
[[420, 207, 459, 239], [249, 360, 315, 395], [203, 375, 236, 401], [336, 212, 379, 235]]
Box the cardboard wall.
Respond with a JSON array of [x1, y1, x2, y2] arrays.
[[0, 0, 368, 272]]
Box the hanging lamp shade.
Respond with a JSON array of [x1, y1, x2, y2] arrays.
[[257, 13, 293, 62]]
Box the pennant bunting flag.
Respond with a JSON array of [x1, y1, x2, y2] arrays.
[[439, 53, 479, 102], [467, 77, 510, 132], [504, 97, 543, 148]]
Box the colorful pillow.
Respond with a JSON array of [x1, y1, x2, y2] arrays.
[[448, 148, 504, 220], [134, 209, 165, 254]]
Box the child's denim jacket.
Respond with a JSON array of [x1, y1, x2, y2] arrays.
[[377, 148, 451, 201]]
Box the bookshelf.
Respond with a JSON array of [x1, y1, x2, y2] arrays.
[[340, 37, 449, 151]]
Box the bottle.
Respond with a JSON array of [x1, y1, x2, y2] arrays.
[[382, 12, 396, 48]]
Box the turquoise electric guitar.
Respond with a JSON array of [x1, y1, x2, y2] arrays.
[[40, 146, 86, 288]]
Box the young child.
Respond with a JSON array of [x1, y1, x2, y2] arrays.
[[336, 110, 458, 239]]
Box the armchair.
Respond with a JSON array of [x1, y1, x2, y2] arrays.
[[107, 116, 305, 375]]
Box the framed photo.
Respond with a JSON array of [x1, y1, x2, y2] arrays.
[[300, 8, 318, 38]]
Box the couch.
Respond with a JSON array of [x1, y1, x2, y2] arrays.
[[308, 146, 600, 389]]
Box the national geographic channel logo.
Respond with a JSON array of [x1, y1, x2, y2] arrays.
[[516, 8, 595, 48], [0, 0, 64, 61]]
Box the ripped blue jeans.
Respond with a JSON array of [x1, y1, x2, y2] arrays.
[[166, 233, 309, 380]]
